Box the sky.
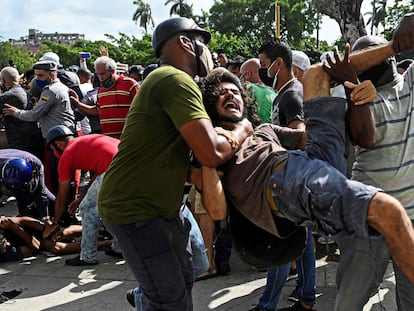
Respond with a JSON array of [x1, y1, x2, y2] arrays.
[[1, 0, 371, 47]]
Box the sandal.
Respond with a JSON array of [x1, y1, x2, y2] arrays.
[[195, 269, 218, 281]]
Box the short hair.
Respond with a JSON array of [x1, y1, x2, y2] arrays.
[[258, 40, 293, 70], [94, 56, 117, 72], [0, 66, 20, 82], [77, 68, 93, 80]]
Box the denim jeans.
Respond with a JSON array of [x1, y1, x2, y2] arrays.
[[257, 228, 316, 310], [106, 212, 194, 311], [335, 228, 414, 311], [79, 173, 119, 262]]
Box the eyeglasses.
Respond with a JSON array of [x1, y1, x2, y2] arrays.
[[218, 87, 241, 96]]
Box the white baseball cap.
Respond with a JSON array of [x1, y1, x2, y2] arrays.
[[292, 50, 311, 72], [39, 52, 60, 65]]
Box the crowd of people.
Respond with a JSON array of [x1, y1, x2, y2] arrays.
[[1, 12, 414, 311]]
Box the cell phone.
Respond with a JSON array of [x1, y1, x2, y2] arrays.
[[79, 52, 91, 59]]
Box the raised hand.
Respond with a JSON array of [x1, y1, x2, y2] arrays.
[[323, 44, 358, 84]]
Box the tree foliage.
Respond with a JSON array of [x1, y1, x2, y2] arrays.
[[383, 0, 414, 40], [132, 0, 155, 34], [312, 0, 366, 44], [208, 0, 318, 57], [164, 0, 194, 18], [0, 42, 35, 73]]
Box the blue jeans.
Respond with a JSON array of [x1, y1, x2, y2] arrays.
[[335, 228, 414, 311], [182, 205, 209, 277], [79, 173, 119, 262], [270, 98, 379, 239], [106, 212, 194, 311], [257, 228, 316, 310]]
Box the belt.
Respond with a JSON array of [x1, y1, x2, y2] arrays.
[[266, 160, 286, 217]]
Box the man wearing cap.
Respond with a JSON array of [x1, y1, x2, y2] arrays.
[[3, 60, 76, 139], [31, 52, 83, 102], [98, 17, 252, 310], [240, 58, 277, 123], [3, 60, 76, 195], [44, 125, 121, 265], [291, 50, 311, 82], [128, 65, 144, 84]]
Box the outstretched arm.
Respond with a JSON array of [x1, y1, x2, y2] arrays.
[[349, 13, 414, 73]]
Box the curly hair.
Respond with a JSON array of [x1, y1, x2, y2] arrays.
[[200, 68, 262, 128]]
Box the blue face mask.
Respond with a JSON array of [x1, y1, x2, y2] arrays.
[[35, 79, 49, 89]]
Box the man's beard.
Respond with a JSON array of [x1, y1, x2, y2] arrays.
[[217, 114, 244, 123]]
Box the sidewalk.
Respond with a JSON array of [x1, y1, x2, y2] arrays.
[[0, 200, 396, 310]]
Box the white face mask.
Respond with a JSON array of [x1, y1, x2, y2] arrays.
[[182, 38, 214, 77], [198, 42, 214, 76], [267, 60, 280, 89]]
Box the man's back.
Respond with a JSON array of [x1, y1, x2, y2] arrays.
[[0, 85, 41, 151], [99, 65, 209, 225], [58, 134, 119, 183]]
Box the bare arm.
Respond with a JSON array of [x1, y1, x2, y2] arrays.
[[179, 118, 252, 168], [324, 44, 376, 148], [200, 166, 227, 220], [350, 13, 414, 73], [69, 89, 99, 116], [0, 217, 41, 251]]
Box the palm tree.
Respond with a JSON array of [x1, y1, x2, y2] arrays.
[[132, 0, 155, 34], [164, 0, 194, 18], [364, 0, 387, 35]]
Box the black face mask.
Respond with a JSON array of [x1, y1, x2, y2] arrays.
[[259, 68, 275, 88], [358, 59, 394, 87]]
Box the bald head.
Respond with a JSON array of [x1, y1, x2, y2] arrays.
[[0, 67, 20, 90], [240, 58, 262, 84]]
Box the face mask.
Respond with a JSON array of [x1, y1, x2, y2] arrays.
[[267, 60, 280, 89], [259, 68, 275, 87], [358, 59, 393, 87], [35, 78, 50, 89], [100, 75, 115, 89], [182, 38, 214, 77], [198, 42, 214, 76]]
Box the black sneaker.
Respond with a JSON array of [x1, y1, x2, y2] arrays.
[[216, 263, 231, 275], [288, 286, 299, 302], [105, 247, 123, 259], [286, 268, 298, 281], [65, 255, 98, 266], [126, 289, 135, 308], [278, 301, 317, 311], [248, 305, 264, 311]]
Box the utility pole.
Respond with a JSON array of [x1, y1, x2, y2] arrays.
[[275, 2, 280, 39]]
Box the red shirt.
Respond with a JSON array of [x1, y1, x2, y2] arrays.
[[58, 134, 119, 182], [97, 75, 139, 139]]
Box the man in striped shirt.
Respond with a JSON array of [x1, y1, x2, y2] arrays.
[[70, 56, 139, 139], [335, 15, 414, 311]]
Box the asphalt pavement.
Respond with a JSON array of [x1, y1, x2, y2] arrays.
[[0, 199, 397, 311]]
